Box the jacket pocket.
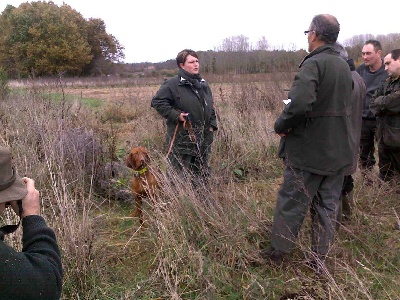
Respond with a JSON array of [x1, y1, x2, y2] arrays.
[[382, 123, 400, 147]]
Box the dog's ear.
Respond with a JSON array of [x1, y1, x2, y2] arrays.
[[126, 152, 135, 169]]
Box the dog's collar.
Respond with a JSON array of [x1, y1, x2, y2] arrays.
[[133, 167, 148, 178]]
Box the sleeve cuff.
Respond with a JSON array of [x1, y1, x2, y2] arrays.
[[22, 215, 47, 229]]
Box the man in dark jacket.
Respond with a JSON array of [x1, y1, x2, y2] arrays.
[[356, 40, 388, 177], [370, 49, 400, 182], [151, 49, 218, 186], [260, 14, 353, 269], [0, 146, 63, 300], [333, 42, 366, 222]]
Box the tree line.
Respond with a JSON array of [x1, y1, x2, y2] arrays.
[[149, 33, 400, 75]]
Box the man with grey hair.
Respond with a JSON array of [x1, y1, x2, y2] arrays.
[[259, 14, 353, 272], [333, 42, 349, 60], [332, 42, 366, 222]]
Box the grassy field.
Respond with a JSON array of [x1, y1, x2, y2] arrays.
[[1, 73, 399, 299]]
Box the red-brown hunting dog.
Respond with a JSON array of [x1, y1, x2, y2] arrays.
[[126, 146, 158, 225]]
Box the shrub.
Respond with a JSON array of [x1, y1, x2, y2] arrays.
[[0, 67, 10, 99]]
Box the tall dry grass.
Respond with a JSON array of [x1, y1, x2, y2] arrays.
[[1, 82, 106, 297], [1, 73, 399, 299]]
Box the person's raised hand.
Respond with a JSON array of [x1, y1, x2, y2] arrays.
[[20, 177, 40, 218]]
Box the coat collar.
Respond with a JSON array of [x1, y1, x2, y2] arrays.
[[299, 44, 335, 68], [180, 77, 205, 83]]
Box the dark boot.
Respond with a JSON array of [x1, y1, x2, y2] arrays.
[[259, 246, 285, 266], [342, 190, 355, 220]]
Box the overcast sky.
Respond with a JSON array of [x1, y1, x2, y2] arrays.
[[1, 1, 397, 63]]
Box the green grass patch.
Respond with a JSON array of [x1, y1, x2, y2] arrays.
[[80, 97, 104, 108]]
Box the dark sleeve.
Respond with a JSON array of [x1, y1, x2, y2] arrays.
[[274, 60, 317, 134], [210, 106, 218, 130], [0, 215, 63, 300], [370, 90, 400, 115], [151, 80, 180, 122]]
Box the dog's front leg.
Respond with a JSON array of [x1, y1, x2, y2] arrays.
[[131, 196, 143, 225]]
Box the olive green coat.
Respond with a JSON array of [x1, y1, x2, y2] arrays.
[[275, 45, 353, 175], [151, 75, 217, 159]]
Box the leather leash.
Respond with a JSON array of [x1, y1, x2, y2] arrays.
[[166, 122, 180, 159], [166, 117, 199, 159]]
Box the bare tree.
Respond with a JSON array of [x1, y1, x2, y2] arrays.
[[255, 36, 269, 51], [217, 35, 251, 52]]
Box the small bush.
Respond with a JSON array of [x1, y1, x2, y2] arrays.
[[0, 67, 10, 99]]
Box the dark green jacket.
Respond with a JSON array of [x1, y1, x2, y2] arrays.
[[275, 44, 353, 175], [370, 76, 400, 148], [151, 74, 217, 157], [0, 215, 63, 300]]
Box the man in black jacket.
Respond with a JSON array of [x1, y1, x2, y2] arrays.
[[260, 14, 353, 271], [370, 49, 400, 182], [333, 42, 366, 222], [0, 146, 63, 300], [356, 40, 388, 179]]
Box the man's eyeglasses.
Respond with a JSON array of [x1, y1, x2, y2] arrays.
[[304, 30, 314, 35]]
